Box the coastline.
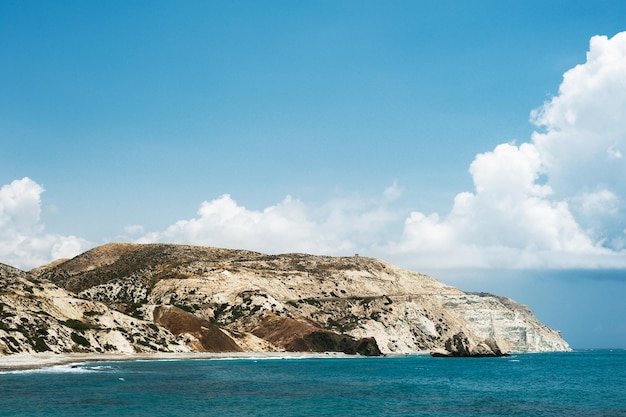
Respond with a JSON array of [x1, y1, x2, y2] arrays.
[[0, 351, 379, 372], [1, 350, 621, 416]]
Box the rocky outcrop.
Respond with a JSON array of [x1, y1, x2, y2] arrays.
[[440, 292, 567, 352], [0, 262, 190, 355], [0, 243, 571, 356], [430, 332, 507, 357]]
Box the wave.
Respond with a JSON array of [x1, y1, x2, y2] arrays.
[[0, 363, 117, 375]]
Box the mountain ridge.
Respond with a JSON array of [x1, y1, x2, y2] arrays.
[[0, 243, 570, 357]]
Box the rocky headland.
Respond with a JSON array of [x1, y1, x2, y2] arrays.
[[0, 243, 570, 360]]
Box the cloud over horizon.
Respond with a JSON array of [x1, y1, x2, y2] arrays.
[[0, 178, 90, 270], [386, 32, 626, 269], [2, 32, 626, 272], [136, 183, 403, 257]]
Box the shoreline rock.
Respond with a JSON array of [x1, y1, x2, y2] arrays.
[[430, 332, 510, 357]]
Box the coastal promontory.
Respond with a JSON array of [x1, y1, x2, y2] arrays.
[[0, 243, 570, 358]]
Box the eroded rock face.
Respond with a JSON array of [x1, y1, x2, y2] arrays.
[[441, 292, 568, 352], [22, 243, 572, 355], [431, 332, 507, 357], [250, 312, 381, 356], [153, 305, 241, 352]]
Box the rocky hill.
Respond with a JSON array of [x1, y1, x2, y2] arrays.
[[1, 243, 570, 356], [0, 262, 191, 355]]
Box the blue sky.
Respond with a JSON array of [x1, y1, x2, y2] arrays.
[[1, 1, 625, 348]]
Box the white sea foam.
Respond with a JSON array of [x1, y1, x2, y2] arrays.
[[0, 363, 95, 375]]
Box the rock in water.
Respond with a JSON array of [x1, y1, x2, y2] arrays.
[[430, 332, 509, 357]]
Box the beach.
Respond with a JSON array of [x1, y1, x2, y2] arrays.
[[0, 351, 357, 372]]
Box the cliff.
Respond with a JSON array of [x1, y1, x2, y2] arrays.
[[1, 243, 570, 356]]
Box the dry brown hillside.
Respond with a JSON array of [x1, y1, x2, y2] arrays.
[[30, 243, 570, 356]]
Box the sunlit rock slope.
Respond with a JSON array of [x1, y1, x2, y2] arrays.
[[1, 243, 570, 356]]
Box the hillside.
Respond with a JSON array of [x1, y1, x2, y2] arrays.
[[2, 243, 570, 356], [0, 262, 191, 355]]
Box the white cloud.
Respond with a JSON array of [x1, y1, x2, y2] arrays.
[[384, 32, 626, 269], [137, 191, 403, 256], [133, 33, 626, 270], [123, 224, 145, 236], [382, 142, 614, 269], [4, 33, 626, 272], [382, 180, 403, 202], [0, 178, 90, 270], [530, 32, 626, 198], [0, 177, 44, 234], [530, 32, 626, 251], [138, 194, 323, 253], [608, 143, 622, 159]]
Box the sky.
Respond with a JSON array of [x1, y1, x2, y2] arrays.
[[1, 0, 625, 349]]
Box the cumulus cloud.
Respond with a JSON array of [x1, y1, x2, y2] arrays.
[[385, 32, 626, 269], [529, 32, 626, 251], [133, 33, 626, 270], [138, 194, 320, 253], [4, 33, 626, 272], [384, 142, 617, 269], [0, 178, 90, 270], [137, 191, 402, 256]]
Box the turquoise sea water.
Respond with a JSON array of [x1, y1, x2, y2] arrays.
[[1, 350, 625, 416]]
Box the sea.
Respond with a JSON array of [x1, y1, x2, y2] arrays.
[[1, 350, 624, 417]]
